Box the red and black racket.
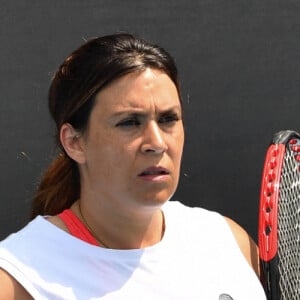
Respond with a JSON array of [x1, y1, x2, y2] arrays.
[[259, 130, 300, 300]]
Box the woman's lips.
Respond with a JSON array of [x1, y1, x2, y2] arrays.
[[138, 167, 170, 181]]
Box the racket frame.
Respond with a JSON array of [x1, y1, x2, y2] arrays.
[[258, 130, 300, 299]]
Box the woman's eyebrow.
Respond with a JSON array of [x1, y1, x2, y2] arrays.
[[111, 110, 146, 118], [158, 107, 182, 117], [110, 105, 181, 118]]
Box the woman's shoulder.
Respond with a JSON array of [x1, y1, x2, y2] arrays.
[[0, 217, 51, 246], [0, 216, 69, 265], [225, 217, 260, 278], [0, 216, 70, 300], [0, 268, 32, 300], [166, 201, 260, 278], [164, 200, 224, 223]]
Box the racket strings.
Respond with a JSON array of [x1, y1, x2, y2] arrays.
[[278, 143, 300, 299]]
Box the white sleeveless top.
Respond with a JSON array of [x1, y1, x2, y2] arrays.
[[0, 201, 266, 299]]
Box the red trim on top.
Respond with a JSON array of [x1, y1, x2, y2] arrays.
[[58, 209, 99, 246]]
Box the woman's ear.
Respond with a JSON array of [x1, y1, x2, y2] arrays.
[[60, 123, 86, 164]]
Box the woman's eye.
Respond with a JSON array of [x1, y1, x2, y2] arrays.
[[116, 118, 141, 127], [159, 113, 179, 124]]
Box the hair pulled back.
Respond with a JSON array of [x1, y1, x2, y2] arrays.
[[31, 33, 180, 219]]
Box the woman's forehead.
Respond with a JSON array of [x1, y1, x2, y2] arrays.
[[93, 69, 180, 113]]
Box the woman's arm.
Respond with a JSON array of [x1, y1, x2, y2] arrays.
[[0, 268, 32, 300], [225, 217, 260, 278]]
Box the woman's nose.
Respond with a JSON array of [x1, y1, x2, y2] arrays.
[[141, 122, 168, 154]]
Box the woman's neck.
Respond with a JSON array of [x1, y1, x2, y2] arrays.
[[71, 200, 165, 249]]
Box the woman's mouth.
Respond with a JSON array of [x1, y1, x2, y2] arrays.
[[138, 167, 170, 181]]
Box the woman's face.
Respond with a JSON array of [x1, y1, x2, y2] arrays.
[[79, 68, 184, 213]]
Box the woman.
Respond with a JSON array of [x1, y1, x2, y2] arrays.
[[0, 33, 266, 299]]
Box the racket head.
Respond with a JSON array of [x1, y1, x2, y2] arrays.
[[258, 130, 300, 299]]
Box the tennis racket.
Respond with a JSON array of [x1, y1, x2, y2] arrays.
[[258, 130, 300, 300]]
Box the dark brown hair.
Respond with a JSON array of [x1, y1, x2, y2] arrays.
[[31, 33, 181, 219]]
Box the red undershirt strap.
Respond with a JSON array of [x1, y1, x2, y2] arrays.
[[58, 209, 100, 246]]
